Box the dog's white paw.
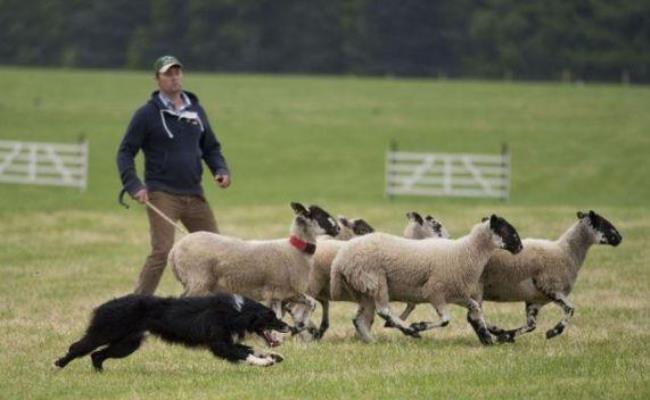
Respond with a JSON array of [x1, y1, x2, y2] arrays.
[[266, 352, 284, 363], [245, 354, 276, 367]]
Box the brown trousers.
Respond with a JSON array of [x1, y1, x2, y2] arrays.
[[133, 191, 218, 295]]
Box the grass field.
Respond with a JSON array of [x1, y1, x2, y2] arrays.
[[1, 67, 649, 399]]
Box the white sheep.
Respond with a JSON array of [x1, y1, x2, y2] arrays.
[[291, 211, 451, 340], [384, 212, 450, 328], [330, 215, 523, 344], [480, 210, 622, 342], [284, 215, 375, 339], [169, 202, 340, 333]]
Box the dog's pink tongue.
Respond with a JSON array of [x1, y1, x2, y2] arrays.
[[264, 331, 281, 347]]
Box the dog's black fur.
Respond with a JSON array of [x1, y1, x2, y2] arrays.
[[55, 293, 290, 371]]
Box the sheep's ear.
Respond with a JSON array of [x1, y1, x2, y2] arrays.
[[407, 212, 423, 225], [425, 215, 434, 222], [290, 202, 309, 216], [353, 219, 374, 235], [481, 216, 489, 223], [489, 214, 498, 227], [338, 216, 351, 228], [577, 211, 586, 219]]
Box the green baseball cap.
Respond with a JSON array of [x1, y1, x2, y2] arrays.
[[154, 55, 183, 74]]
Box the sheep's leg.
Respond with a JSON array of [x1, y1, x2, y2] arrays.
[[279, 295, 316, 335], [532, 279, 575, 339], [399, 303, 417, 321], [466, 299, 493, 345], [374, 291, 421, 339], [314, 299, 330, 339], [384, 303, 416, 328], [376, 306, 420, 338], [269, 300, 284, 320], [283, 297, 316, 337], [352, 297, 376, 343], [545, 294, 574, 339], [409, 304, 450, 332], [293, 294, 316, 334], [487, 302, 542, 342], [368, 274, 419, 338]]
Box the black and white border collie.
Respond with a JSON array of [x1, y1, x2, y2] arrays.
[[55, 293, 290, 371]]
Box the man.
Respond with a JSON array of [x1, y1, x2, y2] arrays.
[[117, 55, 231, 295]]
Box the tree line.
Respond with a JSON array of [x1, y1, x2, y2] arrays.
[[1, 0, 648, 82]]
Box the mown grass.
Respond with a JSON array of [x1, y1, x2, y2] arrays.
[[0, 68, 649, 399]]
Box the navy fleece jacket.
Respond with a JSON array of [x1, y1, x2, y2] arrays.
[[116, 91, 229, 196]]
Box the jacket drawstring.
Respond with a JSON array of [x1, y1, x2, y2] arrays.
[[160, 110, 175, 138], [160, 109, 205, 139]]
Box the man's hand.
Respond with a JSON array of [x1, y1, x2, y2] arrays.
[[133, 188, 149, 204], [215, 174, 231, 188]]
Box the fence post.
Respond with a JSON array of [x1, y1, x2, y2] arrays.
[[386, 139, 398, 200], [79, 134, 88, 192], [501, 143, 509, 201]]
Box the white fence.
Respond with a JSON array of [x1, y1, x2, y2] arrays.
[[0, 140, 88, 190], [385, 147, 510, 200]]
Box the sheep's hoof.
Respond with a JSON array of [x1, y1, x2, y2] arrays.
[[312, 329, 325, 340], [488, 326, 507, 336], [478, 331, 494, 346], [409, 322, 428, 332], [545, 327, 564, 339], [402, 328, 421, 339], [480, 337, 494, 346], [290, 325, 305, 336], [496, 331, 516, 343]]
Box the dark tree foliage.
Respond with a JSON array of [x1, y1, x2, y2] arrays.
[[0, 0, 648, 82]]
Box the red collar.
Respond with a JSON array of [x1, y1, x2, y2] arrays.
[[289, 235, 316, 255]]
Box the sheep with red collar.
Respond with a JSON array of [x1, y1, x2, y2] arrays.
[[288, 215, 376, 339], [169, 202, 339, 333]]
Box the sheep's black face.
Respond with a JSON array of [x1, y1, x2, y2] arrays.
[[488, 215, 522, 254], [308, 205, 340, 236], [425, 215, 449, 239], [407, 211, 424, 225], [290, 202, 340, 237], [578, 210, 622, 247], [352, 219, 374, 235]]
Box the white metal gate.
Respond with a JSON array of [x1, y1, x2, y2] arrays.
[[385, 147, 510, 200], [0, 140, 89, 190]]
